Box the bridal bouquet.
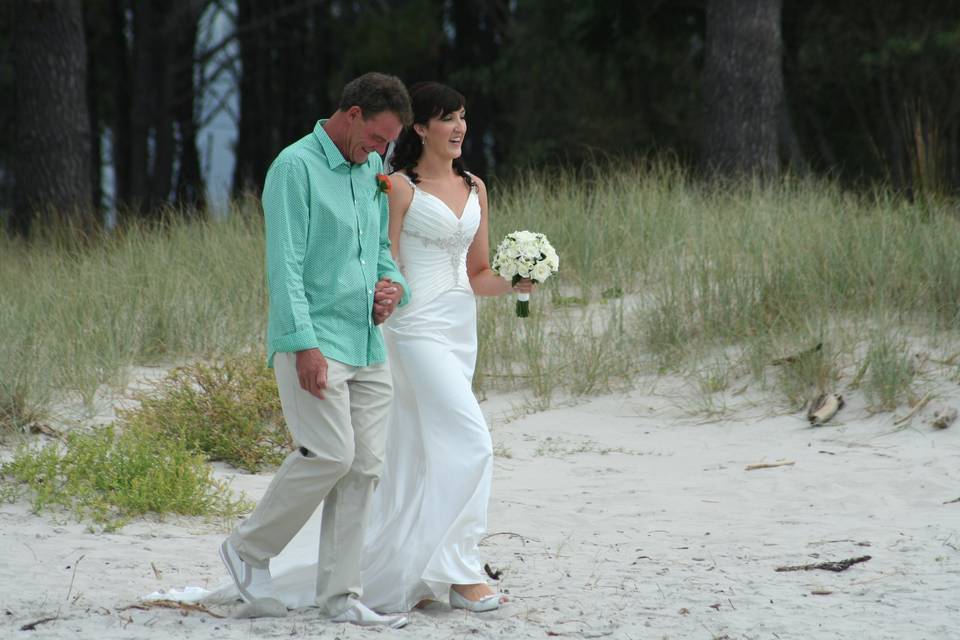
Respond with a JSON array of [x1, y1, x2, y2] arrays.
[[491, 230, 559, 317]]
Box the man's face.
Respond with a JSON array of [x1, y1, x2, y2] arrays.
[[345, 107, 403, 164]]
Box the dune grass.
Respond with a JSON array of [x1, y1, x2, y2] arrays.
[[4, 161, 958, 525], [2, 162, 959, 433], [476, 163, 960, 409], [0, 200, 267, 429]]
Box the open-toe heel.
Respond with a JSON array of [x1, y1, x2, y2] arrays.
[[449, 588, 500, 612]]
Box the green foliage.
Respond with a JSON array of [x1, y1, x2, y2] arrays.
[[120, 352, 290, 472], [1, 425, 249, 530], [863, 331, 916, 410]]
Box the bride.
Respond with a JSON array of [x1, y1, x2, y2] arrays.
[[358, 81, 533, 613]]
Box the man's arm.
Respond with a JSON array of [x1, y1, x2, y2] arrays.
[[263, 158, 320, 355]]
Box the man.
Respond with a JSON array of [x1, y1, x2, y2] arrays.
[[220, 72, 412, 628]]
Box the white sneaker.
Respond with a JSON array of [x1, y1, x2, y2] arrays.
[[330, 601, 408, 628], [219, 539, 272, 603]]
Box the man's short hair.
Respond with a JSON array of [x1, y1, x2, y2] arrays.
[[339, 73, 413, 126]]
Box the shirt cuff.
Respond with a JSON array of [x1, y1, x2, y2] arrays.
[[271, 328, 319, 354]]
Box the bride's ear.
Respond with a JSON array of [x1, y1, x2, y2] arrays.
[[413, 124, 426, 138]]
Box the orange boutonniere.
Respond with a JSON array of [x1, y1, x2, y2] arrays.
[[375, 173, 392, 196]]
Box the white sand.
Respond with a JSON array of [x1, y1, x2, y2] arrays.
[[2, 377, 959, 639]]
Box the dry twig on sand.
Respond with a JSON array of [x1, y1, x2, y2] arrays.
[[772, 342, 822, 365], [481, 531, 539, 543], [20, 616, 59, 631], [745, 460, 795, 471], [775, 555, 871, 572], [120, 600, 225, 619], [893, 392, 932, 426]]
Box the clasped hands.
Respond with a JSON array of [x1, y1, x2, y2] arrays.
[[373, 278, 403, 325]]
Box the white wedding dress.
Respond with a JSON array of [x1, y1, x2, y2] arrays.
[[360, 173, 492, 611]]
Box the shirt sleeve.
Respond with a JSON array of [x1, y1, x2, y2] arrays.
[[375, 173, 410, 307], [263, 158, 320, 354]]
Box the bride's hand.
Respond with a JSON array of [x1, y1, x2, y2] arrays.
[[512, 278, 535, 294]]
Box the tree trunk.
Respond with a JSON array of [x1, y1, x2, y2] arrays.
[[702, 0, 783, 180], [83, 4, 102, 216], [109, 0, 133, 210], [173, 1, 206, 211], [232, 0, 268, 196], [11, 0, 93, 235], [449, 0, 508, 177], [128, 0, 158, 213]]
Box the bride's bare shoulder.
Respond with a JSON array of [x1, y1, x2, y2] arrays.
[[388, 171, 415, 194]]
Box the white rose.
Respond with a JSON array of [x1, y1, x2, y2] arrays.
[[513, 231, 536, 244], [532, 261, 553, 282], [499, 261, 518, 278]]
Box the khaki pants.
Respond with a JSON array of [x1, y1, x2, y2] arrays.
[[230, 352, 392, 615]]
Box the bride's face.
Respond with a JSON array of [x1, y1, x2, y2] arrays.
[[417, 108, 467, 160]]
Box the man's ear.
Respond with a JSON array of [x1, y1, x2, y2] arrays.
[[346, 105, 363, 121]]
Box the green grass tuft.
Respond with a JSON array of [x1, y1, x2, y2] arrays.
[[1, 425, 250, 530], [863, 331, 916, 410], [119, 352, 290, 472]]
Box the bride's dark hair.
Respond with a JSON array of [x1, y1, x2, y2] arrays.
[[390, 82, 475, 188]]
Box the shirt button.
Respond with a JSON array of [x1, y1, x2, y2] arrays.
[[361, 259, 366, 265], [359, 230, 363, 235]]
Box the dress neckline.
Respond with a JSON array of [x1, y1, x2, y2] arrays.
[[414, 188, 476, 221], [395, 171, 477, 221]]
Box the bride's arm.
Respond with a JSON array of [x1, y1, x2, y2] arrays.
[[386, 173, 414, 263], [467, 177, 534, 297]]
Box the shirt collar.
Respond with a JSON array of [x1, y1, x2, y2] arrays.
[[313, 120, 350, 170]]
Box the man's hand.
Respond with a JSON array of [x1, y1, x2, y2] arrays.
[[373, 278, 403, 325], [296, 348, 328, 399]]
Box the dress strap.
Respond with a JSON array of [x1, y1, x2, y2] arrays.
[[464, 171, 479, 194], [394, 171, 416, 188]]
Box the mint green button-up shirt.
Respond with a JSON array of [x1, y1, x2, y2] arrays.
[[263, 120, 409, 368]]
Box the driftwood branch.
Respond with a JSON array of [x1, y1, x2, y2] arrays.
[[772, 342, 822, 365], [20, 616, 58, 631], [746, 460, 795, 471], [893, 392, 932, 426], [120, 600, 225, 619], [776, 555, 871, 572]]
